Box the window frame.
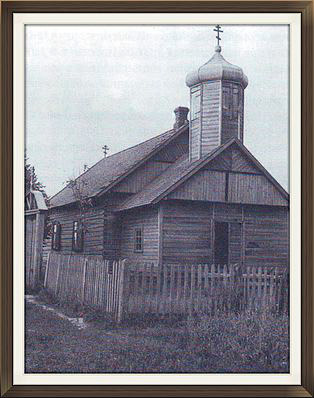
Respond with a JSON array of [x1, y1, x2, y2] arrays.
[[134, 227, 144, 253], [72, 220, 84, 252], [51, 222, 61, 251]]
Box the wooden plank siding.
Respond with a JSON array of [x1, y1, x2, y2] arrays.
[[168, 170, 226, 202], [221, 82, 244, 143], [206, 146, 260, 174], [166, 156, 287, 207], [113, 161, 171, 194], [228, 173, 287, 206], [243, 205, 289, 267], [200, 81, 221, 157], [119, 207, 159, 264], [161, 200, 289, 269], [151, 130, 189, 162], [231, 147, 260, 173], [190, 85, 202, 161], [49, 206, 105, 255], [162, 201, 213, 264], [189, 81, 222, 161], [113, 131, 189, 194]]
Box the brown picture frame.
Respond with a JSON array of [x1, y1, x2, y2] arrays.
[[1, 1, 313, 396]]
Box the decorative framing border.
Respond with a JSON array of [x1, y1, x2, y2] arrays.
[[1, 1, 313, 397]]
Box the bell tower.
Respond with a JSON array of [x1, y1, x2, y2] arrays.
[[186, 25, 248, 161]]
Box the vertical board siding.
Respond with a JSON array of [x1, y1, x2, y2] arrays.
[[166, 145, 288, 207], [120, 207, 159, 264], [228, 173, 287, 206], [231, 147, 260, 173], [168, 170, 226, 202]]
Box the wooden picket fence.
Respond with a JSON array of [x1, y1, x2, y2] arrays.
[[45, 252, 127, 320], [45, 252, 289, 322]]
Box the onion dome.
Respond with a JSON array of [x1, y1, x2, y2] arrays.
[[186, 45, 248, 89]]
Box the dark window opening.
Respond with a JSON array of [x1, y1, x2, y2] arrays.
[[134, 228, 143, 253], [72, 221, 84, 252], [52, 222, 61, 251], [247, 241, 260, 248], [214, 222, 229, 265]]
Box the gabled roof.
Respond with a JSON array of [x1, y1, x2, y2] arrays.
[[25, 190, 48, 211], [50, 124, 188, 208], [116, 138, 289, 211]]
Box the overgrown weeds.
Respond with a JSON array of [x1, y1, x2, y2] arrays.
[[176, 309, 289, 372]]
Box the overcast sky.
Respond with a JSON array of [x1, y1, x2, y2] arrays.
[[25, 25, 289, 196]]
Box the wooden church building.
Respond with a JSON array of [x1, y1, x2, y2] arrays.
[[49, 32, 289, 269]]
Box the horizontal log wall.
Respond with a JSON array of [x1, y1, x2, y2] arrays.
[[243, 206, 289, 266], [162, 201, 213, 264], [119, 207, 159, 264], [50, 206, 105, 255], [161, 201, 289, 268]]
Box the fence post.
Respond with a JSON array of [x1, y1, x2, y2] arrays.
[[44, 251, 50, 288], [81, 257, 88, 304], [55, 254, 61, 295], [116, 259, 129, 323]]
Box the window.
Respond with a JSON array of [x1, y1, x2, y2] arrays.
[[134, 227, 143, 253], [72, 221, 84, 252], [51, 222, 61, 251], [190, 92, 201, 120]]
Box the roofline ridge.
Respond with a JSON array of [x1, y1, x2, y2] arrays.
[[50, 123, 188, 206]]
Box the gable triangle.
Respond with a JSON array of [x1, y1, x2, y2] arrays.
[[231, 146, 261, 174], [204, 144, 261, 174], [204, 150, 232, 171]]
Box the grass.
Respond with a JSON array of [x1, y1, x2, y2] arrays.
[[25, 292, 289, 373]]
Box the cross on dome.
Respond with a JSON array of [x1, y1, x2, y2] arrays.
[[213, 24, 223, 47]]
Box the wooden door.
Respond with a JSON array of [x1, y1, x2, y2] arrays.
[[214, 221, 242, 266]]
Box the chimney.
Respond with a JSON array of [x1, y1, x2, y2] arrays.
[[173, 107, 189, 130]]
